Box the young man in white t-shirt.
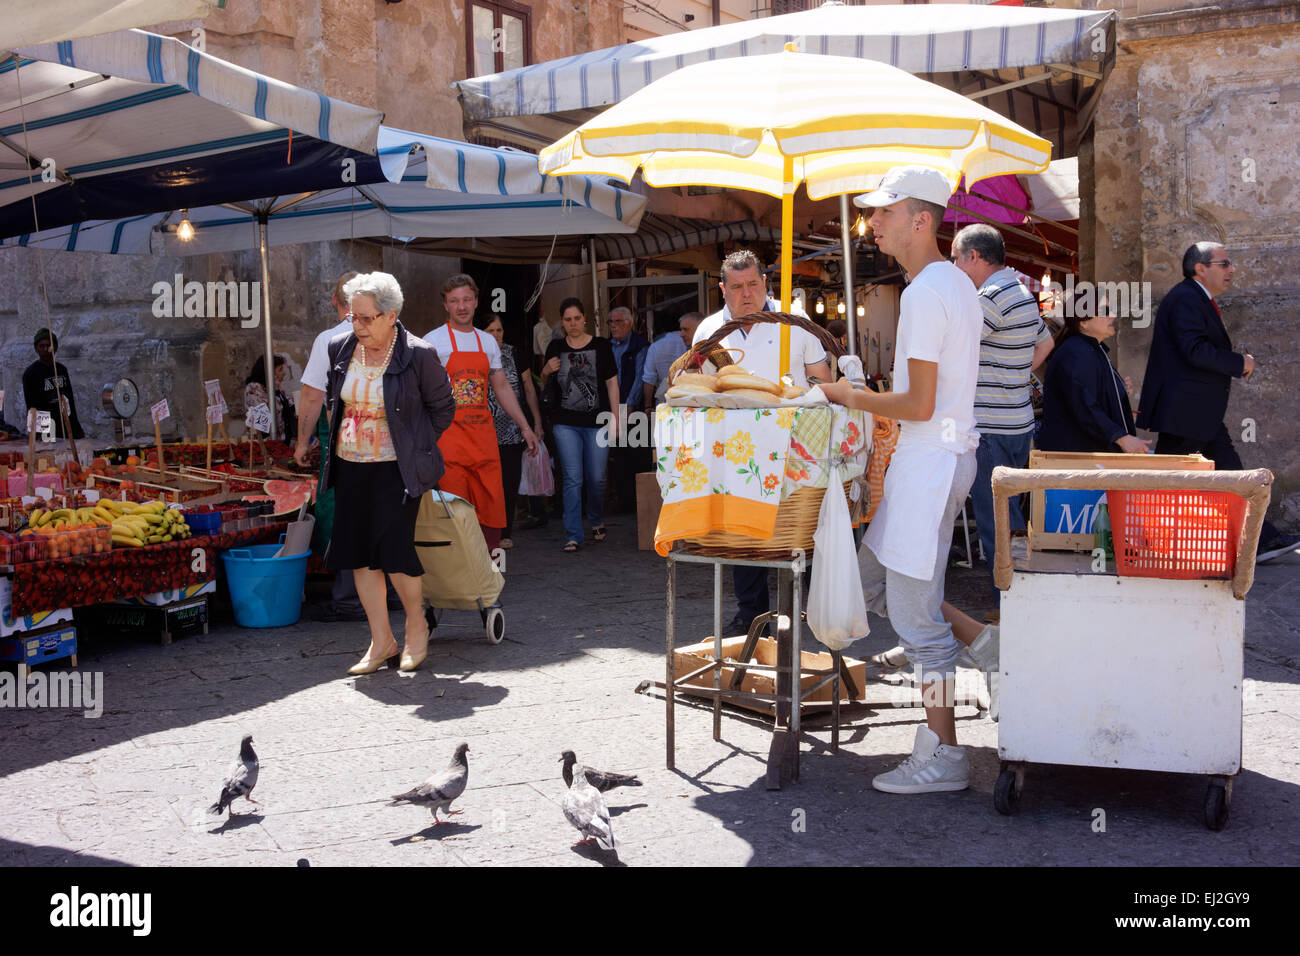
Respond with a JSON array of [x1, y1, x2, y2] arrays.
[[821, 166, 999, 794]]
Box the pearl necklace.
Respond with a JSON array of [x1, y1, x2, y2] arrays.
[[357, 331, 397, 377]]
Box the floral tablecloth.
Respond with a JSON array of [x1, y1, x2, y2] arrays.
[[653, 403, 869, 555]]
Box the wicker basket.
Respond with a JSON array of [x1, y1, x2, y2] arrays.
[[682, 481, 852, 559], [667, 311, 844, 384]]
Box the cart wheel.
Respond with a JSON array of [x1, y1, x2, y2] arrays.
[[1203, 781, 1229, 832], [993, 767, 1020, 816], [484, 606, 505, 645]]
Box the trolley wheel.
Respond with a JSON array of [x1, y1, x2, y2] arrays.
[[993, 767, 1020, 816], [1203, 780, 1230, 832], [484, 606, 505, 645]]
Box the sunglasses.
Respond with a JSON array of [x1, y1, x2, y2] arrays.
[[1209, 260, 1232, 268]]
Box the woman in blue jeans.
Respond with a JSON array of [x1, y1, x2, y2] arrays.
[[540, 297, 620, 552]]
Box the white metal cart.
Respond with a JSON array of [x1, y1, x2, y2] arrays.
[[989, 466, 1272, 831]]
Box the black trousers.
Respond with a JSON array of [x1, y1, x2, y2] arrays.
[[1155, 424, 1279, 543], [733, 564, 770, 622]]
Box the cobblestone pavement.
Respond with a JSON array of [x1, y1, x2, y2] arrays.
[[2, 516, 1297, 867]]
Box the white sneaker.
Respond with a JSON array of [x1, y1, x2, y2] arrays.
[[872, 726, 970, 794], [967, 625, 1000, 721]]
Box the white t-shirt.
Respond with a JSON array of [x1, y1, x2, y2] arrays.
[[891, 260, 981, 450], [693, 301, 828, 389], [423, 325, 503, 370], [301, 317, 352, 391]]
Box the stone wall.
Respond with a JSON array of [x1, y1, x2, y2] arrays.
[[1, 0, 625, 442], [1086, 0, 1300, 527]]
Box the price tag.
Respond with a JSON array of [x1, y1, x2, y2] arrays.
[[150, 400, 170, 423], [204, 379, 226, 409], [35, 486, 53, 501], [206, 405, 224, 425], [247, 402, 273, 434], [34, 410, 54, 442]]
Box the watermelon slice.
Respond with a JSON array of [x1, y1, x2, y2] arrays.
[[265, 479, 316, 503], [242, 488, 312, 516]]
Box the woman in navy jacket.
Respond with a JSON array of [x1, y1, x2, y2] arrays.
[[1038, 298, 1150, 454]]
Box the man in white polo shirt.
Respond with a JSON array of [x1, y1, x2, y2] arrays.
[[821, 166, 998, 794], [693, 250, 831, 635]]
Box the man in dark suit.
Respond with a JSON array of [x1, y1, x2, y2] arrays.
[[1137, 241, 1298, 562]]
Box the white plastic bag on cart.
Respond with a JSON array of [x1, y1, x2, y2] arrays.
[[807, 462, 870, 651]]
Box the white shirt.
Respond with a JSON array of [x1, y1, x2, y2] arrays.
[[301, 317, 352, 391], [693, 300, 828, 389], [863, 260, 982, 581], [891, 260, 981, 451], [423, 324, 503, 371]]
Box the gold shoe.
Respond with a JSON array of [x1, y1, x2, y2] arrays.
[[399, 630, 430, 672], [348, 644, 400, 675]]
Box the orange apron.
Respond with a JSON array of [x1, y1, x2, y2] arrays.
[[437, 329, 507, 528]]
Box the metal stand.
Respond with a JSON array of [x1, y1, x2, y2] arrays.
[[664, 549, 844, 790]]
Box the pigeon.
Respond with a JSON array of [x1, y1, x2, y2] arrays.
[[561, 761, 616, 851], [560, 750, 643, 793], [208, 734, 259, 817], [389, 742, 469, 824]]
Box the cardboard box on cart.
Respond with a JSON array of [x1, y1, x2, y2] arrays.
[[673, 636, 868, 712]]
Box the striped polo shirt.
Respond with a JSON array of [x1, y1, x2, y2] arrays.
[[974, 268, 1051, 435]]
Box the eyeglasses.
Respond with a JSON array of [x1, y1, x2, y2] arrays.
[[351, 312, 383, 326], [1209, 260, 1233, 268]]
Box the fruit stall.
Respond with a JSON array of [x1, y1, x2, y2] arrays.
[[0, 439, 320, 666]]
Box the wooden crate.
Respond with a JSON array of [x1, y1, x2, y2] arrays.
[[636, 472, 663, 551], [1027, 450, 1213, 552], [673, 635, 867, 713]]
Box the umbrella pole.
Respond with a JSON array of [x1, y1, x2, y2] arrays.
[[840, 194, 857, 361], [589, 238, 601, 337], [258, 211, 277, 441], [779, 155, 794, 377]]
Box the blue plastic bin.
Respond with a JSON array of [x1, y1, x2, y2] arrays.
[[221, 543, 309, 628]]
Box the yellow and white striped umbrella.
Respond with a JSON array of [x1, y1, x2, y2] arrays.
[[539, 49, 1051, 197], [540, 48, 1053, 372]]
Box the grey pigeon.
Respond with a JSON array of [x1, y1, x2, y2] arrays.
[[389, 742, 469, 824], [208, 734, 259, 816], [561, 761, 616, 851], [560, 749, 642, 793]]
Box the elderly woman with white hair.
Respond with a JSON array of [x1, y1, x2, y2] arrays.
[[321, 271, 455, 675]]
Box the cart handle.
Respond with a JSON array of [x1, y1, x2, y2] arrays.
[[991, 466, 1273, 600]]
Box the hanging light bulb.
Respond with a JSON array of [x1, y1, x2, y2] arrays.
[[857, 304, 865, 318], [176, 210, 195, 242], [856, 215, 866, 238], [815, 298, 824, 315], [837, 301, 846, 315]]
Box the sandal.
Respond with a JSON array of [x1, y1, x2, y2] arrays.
[[592, 526, 607, 542], [563, 540, 580, 553]]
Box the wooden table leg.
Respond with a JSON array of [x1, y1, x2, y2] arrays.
[[665, 556, 676, 771]]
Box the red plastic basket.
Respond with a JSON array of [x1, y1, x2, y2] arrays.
[[1106, 490, 1247, 580]]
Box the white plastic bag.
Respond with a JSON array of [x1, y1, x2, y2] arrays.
[[518, 443, 555, 497], [807, 463, 870, 651]]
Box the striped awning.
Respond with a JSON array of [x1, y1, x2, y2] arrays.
[[380, 213, 780, 265], [1, 127, 644, 254], [455, 1, 1116, 158], [0, 28, 385, 236], [3, 0, 223, 49]]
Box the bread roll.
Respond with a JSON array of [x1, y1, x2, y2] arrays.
[[716, 364, 749, 379], [672, 371, 717, 391], [722, 387, 785, 404], [782, 385, 807, 399], [716, 371, 783, 395], [666, 384, 717, 400]]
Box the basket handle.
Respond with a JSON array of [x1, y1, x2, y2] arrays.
[[990, 466, 1273, 600], [227, 548, 252, 560]]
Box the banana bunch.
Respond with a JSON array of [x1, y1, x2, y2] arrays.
[[27, 506, 113, 530], [97, 498, 193, 548]]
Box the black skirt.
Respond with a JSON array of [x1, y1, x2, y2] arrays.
[[325, 457, 424, 576]]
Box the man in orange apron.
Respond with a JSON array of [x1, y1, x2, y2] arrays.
[[424, 274, 538, 550]]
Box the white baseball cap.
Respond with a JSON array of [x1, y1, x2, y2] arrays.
[[853, 166, 955, 209]]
